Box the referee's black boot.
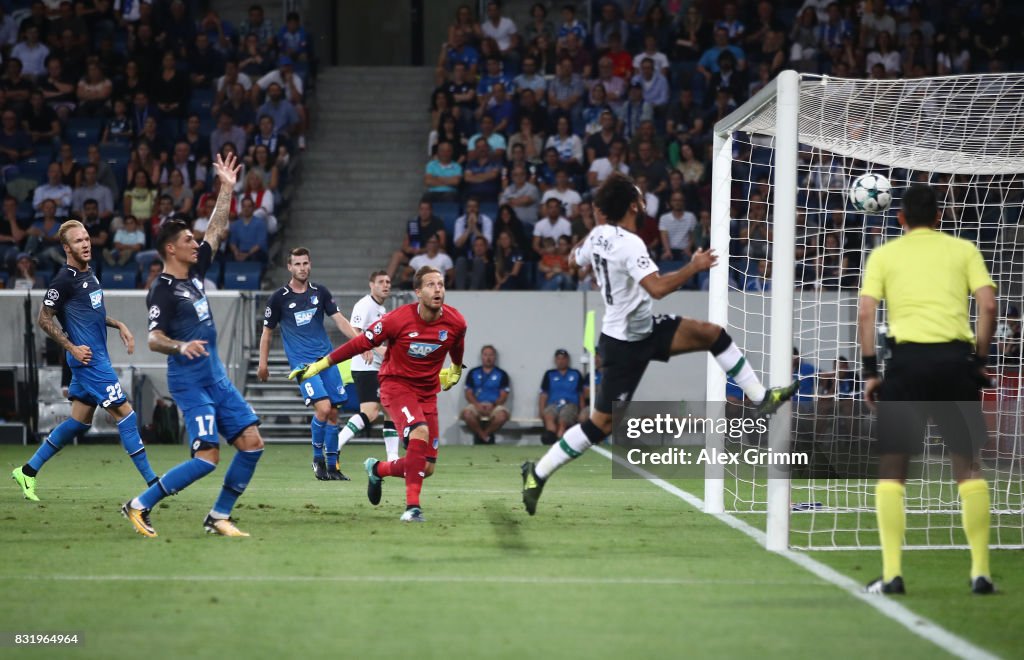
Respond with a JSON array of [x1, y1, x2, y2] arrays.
[[865, 576, 905, 595], [971, 576, 996, 595]]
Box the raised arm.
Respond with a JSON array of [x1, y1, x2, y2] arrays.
[[204, 152, 242, 254]]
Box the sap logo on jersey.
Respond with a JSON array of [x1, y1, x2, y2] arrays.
[[89, 289, 103, 309], [193, 297, 211, 322], [293, 309, 316, 326], [407, 342, 441, 358]]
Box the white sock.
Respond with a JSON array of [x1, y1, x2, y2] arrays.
[[130, 497, 143, 510], [208, 510, 228, 520], [383, 425, 399, 462], [339, 412, 367, 449], [714, 343, 766, 403], [534, 424, 592, 480]]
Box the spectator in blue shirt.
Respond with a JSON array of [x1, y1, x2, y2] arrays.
[[278, 11, 311, 62], [697, 28, 747, 80], [463, 139, 501, 203], [439, 30, 479, 79], [257, 83, 300, 137], [467, 115, 507, 159], [461, 344, 512, 444], [632, 58, 670, 111], [556, 5, 587, 46], [423, 141, 463, 202], [477, 57, 513, 102], [539, 348, 584, 444], [483, 82, 517, 135], [229, 197, 268, 263]]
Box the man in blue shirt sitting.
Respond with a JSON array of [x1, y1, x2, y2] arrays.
[[539, 349, 584, 445], [461, 345, 511, 445]]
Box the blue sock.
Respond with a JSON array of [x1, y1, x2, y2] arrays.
[[137, 458, 216, 510], [325, 424, 339, 470], [27, 418, 90, 473], [117, 412, 157, 484], [311, 417, 326, 461], [212, 449, 263, 517]]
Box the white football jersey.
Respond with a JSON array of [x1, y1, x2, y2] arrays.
[[575, 224, 659, 341], [349, 294, 387, 371]]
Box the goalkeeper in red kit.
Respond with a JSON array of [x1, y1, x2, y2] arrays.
[[288, 266, 467, 522]]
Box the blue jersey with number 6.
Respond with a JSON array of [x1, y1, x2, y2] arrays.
[[262, 282, 339, 369]]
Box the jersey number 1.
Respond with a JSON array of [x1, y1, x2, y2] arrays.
[[592, 254, 614, 304]]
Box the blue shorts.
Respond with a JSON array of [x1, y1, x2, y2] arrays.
[[68, 364, 127, 409], [298, 366, 347, 407], [171, 376, 260, 447]]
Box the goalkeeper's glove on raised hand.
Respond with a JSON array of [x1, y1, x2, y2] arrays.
[[439, 363, 464, 391], [288, 356, 332, 382]]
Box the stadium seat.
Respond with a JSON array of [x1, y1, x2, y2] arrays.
[[432, 201, 460, 223], [204, 260, 222, 288], [101, 265, 137, 289], [15, 158, 50, 184], [479, 202, 499, 220], [100, 143, 131, 164], [65, 118, 104, 147], [223, 262, 263, 290], [189, 89, 215, 116]]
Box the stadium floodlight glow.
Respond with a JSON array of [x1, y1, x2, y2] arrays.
[[706, 70, 1024, 551]]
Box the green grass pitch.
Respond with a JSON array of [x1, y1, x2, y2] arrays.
[[1, 444, 1020, 659]]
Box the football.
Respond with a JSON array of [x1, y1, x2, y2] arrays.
[[849, 173, 893, 213]]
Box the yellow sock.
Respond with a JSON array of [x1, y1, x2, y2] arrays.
[[958, 478, 991, 579], [876, 480, 906, 582]]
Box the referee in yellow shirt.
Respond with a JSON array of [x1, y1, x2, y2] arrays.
[[858, 183, 997, 595]]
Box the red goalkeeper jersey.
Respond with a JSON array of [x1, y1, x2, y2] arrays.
[[328, 302, 467, 396]]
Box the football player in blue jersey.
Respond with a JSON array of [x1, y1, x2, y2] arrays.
[[122, 152, 264, 538], [258, 246, 357, 480], [11, 220, 157, 501]]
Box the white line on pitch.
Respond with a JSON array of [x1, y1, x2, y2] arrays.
[[0, 574, 824, 587], [592, 445, 998, 660]]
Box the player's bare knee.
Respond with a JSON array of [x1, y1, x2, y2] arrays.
[[194, 444, 220, 465], [327, 407, 340, 425], [234, 427, 265, 452]]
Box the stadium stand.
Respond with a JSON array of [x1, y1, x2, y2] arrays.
[[0, 0, 314, 291], [407, 0, 1024, 292]]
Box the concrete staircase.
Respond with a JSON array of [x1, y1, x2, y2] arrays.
[[283, 66, 435, 289]]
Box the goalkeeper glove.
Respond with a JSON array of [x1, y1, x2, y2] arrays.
[[439, 363, 464, 391], [288, 356, 332, 382]]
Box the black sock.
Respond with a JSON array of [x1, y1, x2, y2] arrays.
[[21, 464, 37, 477]]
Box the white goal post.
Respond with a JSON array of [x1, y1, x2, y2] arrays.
[[705, 70, 1024, 551]]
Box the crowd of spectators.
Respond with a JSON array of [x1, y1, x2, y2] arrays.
[[0, 1, 314, 291], [394, 0, 1023, 292]]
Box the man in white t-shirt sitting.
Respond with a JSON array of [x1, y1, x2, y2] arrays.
[[658, 191, 697, 262], [540, 169, 582, 220], [532, 198, 572, 258], [481, 1, 518, 54], [586, 139, 629, 195], [407, 235, 454, 287]]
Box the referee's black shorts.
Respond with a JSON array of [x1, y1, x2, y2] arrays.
[[352, 370, 381, 404], [595, 315, 680, 414], [876, 341, 988, 457]]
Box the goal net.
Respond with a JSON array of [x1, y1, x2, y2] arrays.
[[706, 71, 1024, 550]]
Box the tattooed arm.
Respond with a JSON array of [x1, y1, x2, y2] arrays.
[[203, 151, 242, 254], [39, 304, 92, 364]]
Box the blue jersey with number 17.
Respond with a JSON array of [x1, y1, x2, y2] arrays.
[[263, 282, 339, 369], [146, 242, 227, 386]]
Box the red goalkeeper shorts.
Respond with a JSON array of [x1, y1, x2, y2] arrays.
[[380, 379, 440, 461]]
